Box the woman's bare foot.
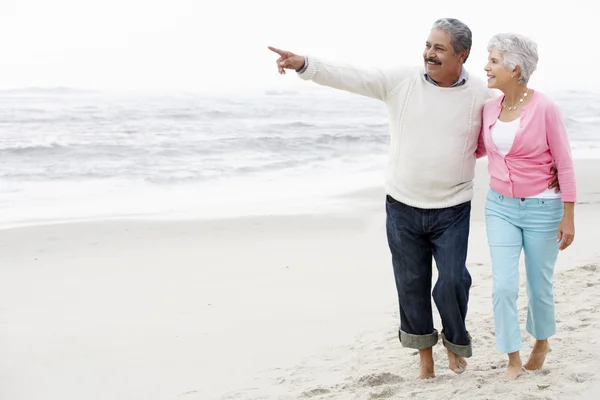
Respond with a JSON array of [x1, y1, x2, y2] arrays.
[[419, 348, 435, 379], [502, 363, 524, 380], [524, 339, 549, 370], [501, 351, 523, 380], [447, 350, 467, 374]]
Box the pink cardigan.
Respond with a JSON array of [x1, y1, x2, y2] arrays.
[[479, 91, 576, 202]]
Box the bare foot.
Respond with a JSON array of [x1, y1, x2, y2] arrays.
[[524, 340, 549, 370], [501, 351, 523, 380], [419, 361, 435, 379], [447, 350, 467, 374], [419, 348, 435, 379], [501, 363, 524, 380]]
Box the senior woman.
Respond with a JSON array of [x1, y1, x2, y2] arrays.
[[481, 33, 576, 379]]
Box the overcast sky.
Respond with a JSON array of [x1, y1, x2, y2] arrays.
[[0, 0, 597, 93]]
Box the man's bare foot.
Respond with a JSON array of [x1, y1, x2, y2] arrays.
[[447, 350, 467, 374], [501, 351, 523, 380], [524, 339, 549, 370], [419, 348, 435, 379]]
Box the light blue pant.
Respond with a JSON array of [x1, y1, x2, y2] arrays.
[[485, 189, 564, 354]]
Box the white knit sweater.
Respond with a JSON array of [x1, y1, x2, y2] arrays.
[[298, 57, 493, 209]]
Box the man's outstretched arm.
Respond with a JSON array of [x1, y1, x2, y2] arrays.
[[268, 46, 410, 102]]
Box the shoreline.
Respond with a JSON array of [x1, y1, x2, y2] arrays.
[[2, 158, 600, 232]]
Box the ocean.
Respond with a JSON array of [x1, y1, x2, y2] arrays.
[[1, 88, 599, 228]]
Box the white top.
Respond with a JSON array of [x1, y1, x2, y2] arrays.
[[491, 118, 561, 199], [297, 57, 493, 209], [491, 118, 520, 155]]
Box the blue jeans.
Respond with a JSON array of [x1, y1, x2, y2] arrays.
[[386, 195, 473, 357], [485, 189, 563, 354]]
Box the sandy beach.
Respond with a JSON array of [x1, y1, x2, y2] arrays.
[[1, 159, 599, 400]]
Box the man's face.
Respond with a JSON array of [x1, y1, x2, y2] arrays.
[[423, 29, 465, 85]]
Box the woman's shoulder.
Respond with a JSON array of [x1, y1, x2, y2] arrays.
[[529, 90, 560, 112]]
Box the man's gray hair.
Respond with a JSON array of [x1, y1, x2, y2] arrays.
[[487, 33, 539, 85], [432, 18, 472, 62]]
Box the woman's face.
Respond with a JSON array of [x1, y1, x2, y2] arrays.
[[485, 47, 516, 90]]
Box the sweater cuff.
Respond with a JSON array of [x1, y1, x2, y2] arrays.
[[296, 56, 309, 74], [297, 56, 319, 81], [561, 193, 576, 203]]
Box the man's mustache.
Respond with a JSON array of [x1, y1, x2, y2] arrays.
[[425, 58, 441, 65]]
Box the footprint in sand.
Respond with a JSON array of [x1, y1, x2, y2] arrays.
[[357, 372, 404, 387], [576, 307, 597, 314], [301, 387, 331, 398], [475, 377, 489, 389], [369, 386, 399, 399], [569, 372, 594, 383], [527, 369, 552, 376], [580, 264, 599, 273], [302, 375, 403, 400], [176, 391, 198, 397], [575, 306, 599, 327]]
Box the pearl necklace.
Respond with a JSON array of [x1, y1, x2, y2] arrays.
[[502, 89, 529, 111]]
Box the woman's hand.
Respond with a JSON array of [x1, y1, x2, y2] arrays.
[[557, 205, 575, 251]]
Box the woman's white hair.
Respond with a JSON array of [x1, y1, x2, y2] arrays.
[[487, 33, 539, 84]]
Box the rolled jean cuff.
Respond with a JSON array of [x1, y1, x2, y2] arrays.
[[398, 328, 439, 349], [441, 332, 472, 358]]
